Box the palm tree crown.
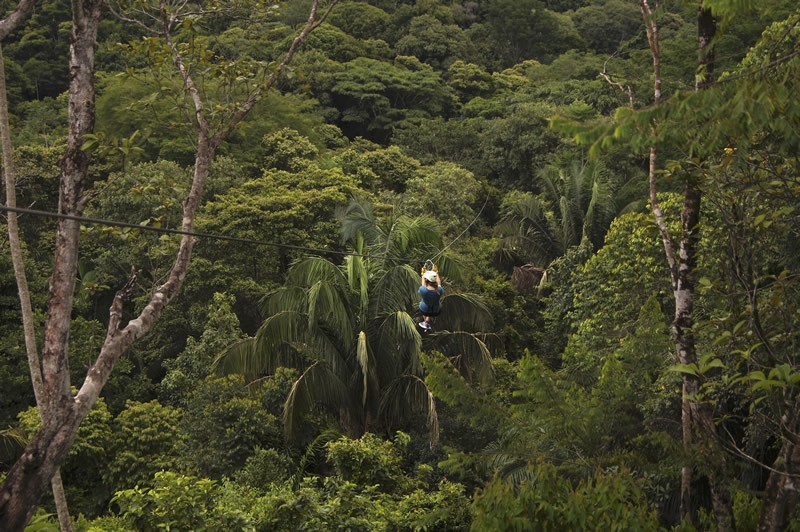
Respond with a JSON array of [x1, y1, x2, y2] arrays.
[[215, 198, 495, 445]]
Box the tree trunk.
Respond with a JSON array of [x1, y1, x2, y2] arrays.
[[670, 5, 734, 529], [758, 397, 800, 531], [0, 1, 336, 528], [0, 38, 73, 532], [0, 1, 102, 528]]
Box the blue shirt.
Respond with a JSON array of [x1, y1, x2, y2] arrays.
[[418, 285, 444, 314]]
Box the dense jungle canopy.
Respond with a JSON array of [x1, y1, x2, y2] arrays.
[[1, 0, 799, 529]]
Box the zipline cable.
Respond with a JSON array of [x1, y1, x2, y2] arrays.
[[0, 204, 406, 261], [428, 194, 489, 264], [1, 203, 488, 266]]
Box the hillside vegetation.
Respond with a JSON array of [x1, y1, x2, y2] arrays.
[[1, 1, 799, 529]]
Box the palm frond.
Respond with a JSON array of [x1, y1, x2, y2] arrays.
[[496, 194, 561, 267], [339, 197, 385, 246], [308, 280, 354, 342], [284, 361, 357, 439], [428, 331, 495, 384], [391, 215, 442, 258], [305, 322, 354, 377], [294, 428, 342, 487], [345, 254, 369, 319], [433, 254, 466, 284], [537, 165, 562, 206], [377, 311, 423, 375], [212, 337, 299, 378], [434, 293, 494, 333], [371, 264, 418, 315], [213, 311, 309, 377], [286, 256, 348, 288], [261, 286, 308, 317], [356, 330, 376, 410], [0, 427, 28, 462], [378, 375, 439, 448], [558, 195, 575, 252]]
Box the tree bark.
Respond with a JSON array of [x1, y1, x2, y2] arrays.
[[758, 396, 800, 531], [671, 5, 734, 529], [0, 2, 337, 528], [639, 1, 733, 526], [0, 20, 73, 532]]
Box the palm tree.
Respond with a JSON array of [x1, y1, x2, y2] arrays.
[[215, 197, 495, 445], [496, 159, 631, 269]]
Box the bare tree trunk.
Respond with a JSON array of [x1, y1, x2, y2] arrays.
[[639, 2, 733, 526], [0, 21, 73, 532], [639, 0, 693, 519], [670, 5, 734, 529], [757, 395, 800, 531], [0, 2, 338, 528]]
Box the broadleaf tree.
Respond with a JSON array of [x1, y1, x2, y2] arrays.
[[0, 1, 339, 528]]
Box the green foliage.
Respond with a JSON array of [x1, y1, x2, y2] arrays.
[[327, 2, 392, 41], [480, 101, 567, 190], [593, 296, 673, 443], [215, 196, 495, 444], [182, 375, 282, 479], [112, 471, 248, 532], [561, 208, 675, 384], [495, 158, 623, 269], [261, 128, 320, 172], [395, 15, 473, 69], [471, 464, 659, 531], [335, 143, 420, 192], [6, 0, 800, 526], [447, 61, 495, 103], [403, 161, 483, 238], [105, 401, 188, 492], [18, 398, 115, 516], [160, 292, 246, 407], [571, 0, 643, 54], [482, 0, 583, 66], [4, 0, 71, 100], [326, 56, 456, 142], [233, 447, 294, 488], [81, 160, 192, 297], [325, 433, 405, 492], [393, 479, 472, 531]]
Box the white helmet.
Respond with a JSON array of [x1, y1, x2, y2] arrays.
[[423, 270, 438, 283]]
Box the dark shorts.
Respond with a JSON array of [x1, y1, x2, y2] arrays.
[[420, 306, 441, 317]]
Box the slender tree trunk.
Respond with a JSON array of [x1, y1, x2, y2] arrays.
[[639, 0, 693, 518], [671, 5, 734, 529], [0, 2, 336, 528], [639, 2, 733, 526], [0, 40, 73, 532], [758, 395, 800, 531], [0, 1, 103, 528]]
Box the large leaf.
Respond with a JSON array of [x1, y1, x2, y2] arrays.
[[214, 311, 309, 377], [378, 375, 439, 448], [345, 254, 369, 321], [284, 362, 358, 438], [308, 279, 354, 342], [339, 197, 385, 248], [260, 286, 307, 317], [286, 256, 348, 288], [371, 264, 419, 315], [434, 292, 494, 333], [428, 331, 495, 384], [377, 311, 423, 375]]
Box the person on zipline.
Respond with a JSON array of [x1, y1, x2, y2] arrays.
[[418, 269, 443, 331]]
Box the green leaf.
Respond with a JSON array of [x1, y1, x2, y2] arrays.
[[668, 363, 700, 377]]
